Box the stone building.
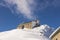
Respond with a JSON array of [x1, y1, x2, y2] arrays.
[[17, 20, 40, 29], [49, 27, 60, 40]]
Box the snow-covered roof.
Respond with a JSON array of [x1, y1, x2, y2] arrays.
[[49, 27, 60, 38]]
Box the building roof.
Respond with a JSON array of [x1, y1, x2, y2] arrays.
[[49, 27, 60, 38]]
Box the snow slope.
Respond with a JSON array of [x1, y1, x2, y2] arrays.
[[0, 25, 53, 40]]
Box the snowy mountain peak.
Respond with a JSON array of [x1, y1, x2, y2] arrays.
[[32, 24, 53, 37], [0, 24, 53, 40]]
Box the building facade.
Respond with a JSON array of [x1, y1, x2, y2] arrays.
[[17, 20, 40, 29], [49, 27, 60, 40]]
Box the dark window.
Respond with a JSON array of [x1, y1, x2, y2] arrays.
[[22, 25, 24, 29], [33, 23, 40, 28], [56, 38, 58, 40]]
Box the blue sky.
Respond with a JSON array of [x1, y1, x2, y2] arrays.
[[0, 0, 60, 32]]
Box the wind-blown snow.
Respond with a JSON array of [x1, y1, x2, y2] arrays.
[[0, 25, 53, 40]]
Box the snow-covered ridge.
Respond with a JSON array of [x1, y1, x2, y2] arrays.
[[0, 25, 53, 40]]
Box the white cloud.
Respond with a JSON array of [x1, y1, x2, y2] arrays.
[[2, 0, 35, 20], [0, 2, 14, 14], [35, 0, 60, 10], [0, 0, 60, 20]]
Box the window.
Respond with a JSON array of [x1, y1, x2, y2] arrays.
[[22, 25, 24, 29], [56, 38, 58, 40]]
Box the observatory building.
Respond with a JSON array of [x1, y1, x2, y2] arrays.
[[49, 27, 60, 40], [17, 20, 40, 29]]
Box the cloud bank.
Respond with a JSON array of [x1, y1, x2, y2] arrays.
[[0, 0, 60, 20]]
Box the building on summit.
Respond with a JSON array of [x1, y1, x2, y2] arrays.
[[17, 20, 40, 29], [49, 27, 60, 40]]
